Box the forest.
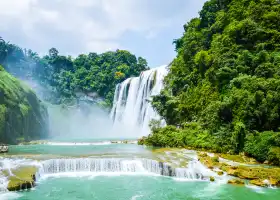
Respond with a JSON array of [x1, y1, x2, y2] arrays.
[[0, 37, 148, 107], [1, 0, 280, 165], [141, 0, 280, 166]]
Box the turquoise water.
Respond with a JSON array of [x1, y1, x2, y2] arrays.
[[7, 143, 151, 157], [16, 176, 280, 200], [2, 142, 280, 200]]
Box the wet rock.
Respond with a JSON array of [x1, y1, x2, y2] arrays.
[[7, 166, 38, 191], [269, 178, 280, 187], [250, 179, 280, 187], [227, 179, 245, 185], [167, 165, 174, 177], [0, 144, 8, 153], [217, 171, 224, 176], [250, 179, 267, 187], [159, 162, 164, 175]]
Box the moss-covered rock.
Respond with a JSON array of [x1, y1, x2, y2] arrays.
[[219, 154, 258, 164], [198, 153, 220, 169], [199, 152, 280, 187], [210, 176, 215, 182], [249, 179, 268, 187], [7, 166, 37, 191], [227, 179, 245, 185], [0, 67, 49, 144], [217, 171, 224, 176], [222, 165, 280, 184]]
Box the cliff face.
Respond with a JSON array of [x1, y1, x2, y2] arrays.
[[0, 66, 49, 144]]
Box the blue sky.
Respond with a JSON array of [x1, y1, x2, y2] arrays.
[[0, 0, 207, 67]]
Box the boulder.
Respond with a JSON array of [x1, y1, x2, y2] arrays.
[[0, 144, 8, 153], [7, 166, 38, 191], [227, 179, 245, 185]]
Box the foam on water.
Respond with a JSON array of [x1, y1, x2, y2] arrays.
[[46, 141, 111, 146], [246, 184, 266, 194], [131, 195, 144, 200], [0, 192, 22, 200], [0, 175, 8, 192]]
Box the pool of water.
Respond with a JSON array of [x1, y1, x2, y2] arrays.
[[7, 143, 151, 157], [3, 175, 279, 200]]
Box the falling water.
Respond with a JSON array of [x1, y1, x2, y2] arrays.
[[37, 158, 214, 180], [110, 65, 168, 136]]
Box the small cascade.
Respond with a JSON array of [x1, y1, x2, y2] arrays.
[[0, 175, 8, 192], [37, 158, 211, 181], [40, 158, 146, 174], [110, 66, 168, 136]]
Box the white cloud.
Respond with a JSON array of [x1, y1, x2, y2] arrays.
[[0, 0, 206, 58]]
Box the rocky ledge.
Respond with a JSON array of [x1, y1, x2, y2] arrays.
[[198, 152, 280, 187], [0, 144, 8, 153], [2, 166, 38, 191]]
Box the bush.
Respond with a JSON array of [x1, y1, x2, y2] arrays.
[[244, 131, 280, 163], [268, 147, 280, 166]]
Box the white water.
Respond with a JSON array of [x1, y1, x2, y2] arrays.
[[110, 66, 168, 136], [46, 141, 112, 146], [37, 158, 213, 181], [0, 156, 225, 194]]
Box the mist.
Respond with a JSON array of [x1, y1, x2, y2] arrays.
[[15, 72, 117, 140], [23, 79, 139, 140], [48, 103, 114, 140], [0, 40, 143, 141]]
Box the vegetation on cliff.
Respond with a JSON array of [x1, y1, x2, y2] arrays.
[[0, 38, 149, 106], [143, 0, 280, 165], [0, 66, 48, 144]]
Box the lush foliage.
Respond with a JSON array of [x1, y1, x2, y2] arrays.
[[0, 66, 48, 144], [145, 0, 280, 165], [0, 38, 148, 106]]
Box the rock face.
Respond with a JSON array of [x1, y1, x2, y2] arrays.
[[0, 144, 8, 153], [0, 66, 49, 144]]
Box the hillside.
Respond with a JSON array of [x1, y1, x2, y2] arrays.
[[0, 66, 48, 144], [144, 0, 280, 165]]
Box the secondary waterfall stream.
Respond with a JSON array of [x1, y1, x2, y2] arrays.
[[110, 66, 168, 136]]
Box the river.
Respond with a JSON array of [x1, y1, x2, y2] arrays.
[[1, 140, 279, 200]]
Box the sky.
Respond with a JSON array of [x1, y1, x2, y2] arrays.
[[0, 0, 207, 67]]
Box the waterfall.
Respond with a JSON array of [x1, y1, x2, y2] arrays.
[[110, 65, 168, 136], [0, 157, 219, 193], [0, 175, 8, 192], [37, 158, 212, 180]]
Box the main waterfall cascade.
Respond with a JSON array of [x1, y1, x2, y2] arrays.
[[110, 65, 168, 136]]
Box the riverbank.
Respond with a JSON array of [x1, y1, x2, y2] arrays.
[[139, 139, 280, 188]]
